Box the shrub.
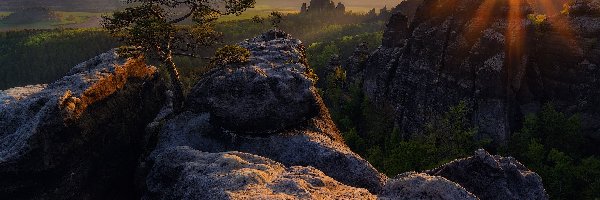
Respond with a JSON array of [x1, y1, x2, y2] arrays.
[[212, 45, 251, 66]]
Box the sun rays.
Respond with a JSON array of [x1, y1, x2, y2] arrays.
[[506, 0, 527, 72], [534, 0, 581, 52], [464, 0, 499, 41], [463, 0, 580, 65]]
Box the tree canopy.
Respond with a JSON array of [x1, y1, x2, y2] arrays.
[[102, 0, 255, 111]]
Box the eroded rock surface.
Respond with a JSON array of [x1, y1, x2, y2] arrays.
[[146, 146, 376, 200], [427, 149, 548, 200], [363, 0, 600, 144], [0, 51, 165, 199]]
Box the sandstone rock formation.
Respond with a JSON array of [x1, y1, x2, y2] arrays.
[[300, 0, 345, 14], [363, 0, 600, 144], [145, 30, 549, 200], [300, 2, 308, 13], [150, 30, 388, 195], [344, 42, 370, 84], [390, 0, 424, 23], [146, 146, 377, 200], [187, 30, 318, 135], [0, 30, 551, 200], [0, 51, 165, 199], [427, 149, 548, 200]]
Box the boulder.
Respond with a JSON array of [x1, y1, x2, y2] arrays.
[[0, 50, 165, 199], [379, 172, 477, 200], [188, 29, 319, 135], [427, 149, 549, 200]]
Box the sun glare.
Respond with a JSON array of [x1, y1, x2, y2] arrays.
[[465, 0, 498, 41], [535, 0, 581, 52], [463, 0, 581, 75], [506, 0, 526, 74]]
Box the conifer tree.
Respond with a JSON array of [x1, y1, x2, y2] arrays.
[[103, 0, 255, 112]]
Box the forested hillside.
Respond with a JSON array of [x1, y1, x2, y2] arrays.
[[0, 29, 116, 89], [0, 12, 385, 91], [312, 1, 600, 199], [0, 0, 399, 12]]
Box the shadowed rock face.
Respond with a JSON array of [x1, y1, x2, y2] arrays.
[[363, 0, 600, 144], [0, 51, 165, 199], [427, 149, 549, 200], [390, 0, 424, 23]]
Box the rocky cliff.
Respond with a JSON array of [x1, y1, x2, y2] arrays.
[[363, 0, 600, 144], [0, 51, 166, 199], [0, 30, 549, 199]]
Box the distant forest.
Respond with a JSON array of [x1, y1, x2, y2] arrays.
[[0, 0, 124, 12], [0, 11, 386, 90], [0, 0, 400, 12]]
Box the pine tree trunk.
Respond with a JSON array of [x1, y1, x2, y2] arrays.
[[165, 54, 185, 113]]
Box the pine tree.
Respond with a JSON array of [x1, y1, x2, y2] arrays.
[[102, 0, 255, 112]]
